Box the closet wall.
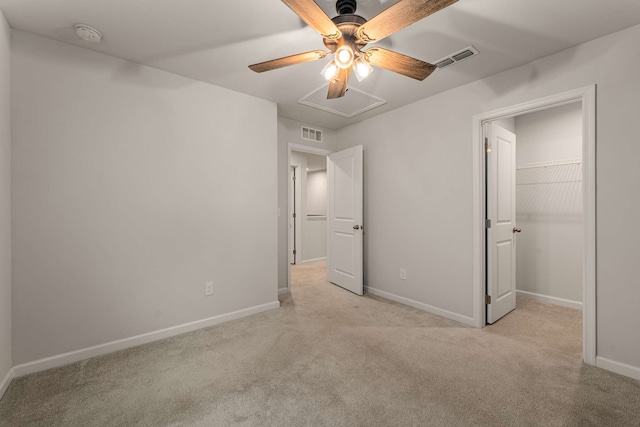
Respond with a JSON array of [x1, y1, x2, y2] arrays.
[[514, 102, 583, 307], [304, 169, 327, 262]]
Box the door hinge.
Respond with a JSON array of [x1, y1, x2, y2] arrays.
[[293, 213, 296, 218], [293, 250, 297, 255], [485, 219, 492, 229], [292, 176, 296, 182], [486, 295, 492, 304], [485, 137, 491, 153]]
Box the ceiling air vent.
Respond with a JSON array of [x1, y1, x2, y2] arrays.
[[301, 126, 323, 143], [435, 58, 454, 68], [435, 46, 479, 69]]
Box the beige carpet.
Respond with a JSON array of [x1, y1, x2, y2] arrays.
[[1, 261, 639, 426]]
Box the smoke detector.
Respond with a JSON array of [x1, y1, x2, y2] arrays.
[[74, 24, 103, 43]]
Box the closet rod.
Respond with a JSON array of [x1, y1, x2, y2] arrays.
[[516, 160, 582, 170]]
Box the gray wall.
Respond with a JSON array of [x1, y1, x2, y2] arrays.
[[277, 117, 336, 291], [336, 24, 640, 370], [306, 170, 327, 216], [0, 9, 11, 387], [303, 169, 327, 262], [11, 31, 278, 364], [494, 117, 516, 133], [515, 103, 583, 304]]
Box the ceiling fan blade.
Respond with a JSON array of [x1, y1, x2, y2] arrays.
[[357, 0, 458, 43], [364, 47, 435, 80], [281, 0, 342, 40], [327, 67, 351, 99], [249, 50, 330, 73]]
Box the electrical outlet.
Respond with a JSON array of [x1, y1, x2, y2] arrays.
[[205, 281, 214, 296], [400, 268, 407, 280]]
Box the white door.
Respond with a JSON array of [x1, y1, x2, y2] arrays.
[[327, 145, 363, 295], [487, 124, 517, 323]]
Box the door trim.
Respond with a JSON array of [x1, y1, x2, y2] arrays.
[[290, 164, 301, 266], [287, 143, 334, 293], [471, 85, 597, 365]]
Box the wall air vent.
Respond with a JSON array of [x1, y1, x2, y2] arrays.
[[435, 46, 479, 69], [301, 126, 323, 143]]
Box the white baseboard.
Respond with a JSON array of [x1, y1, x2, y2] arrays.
[[299, 257, 327, 264], [596, 356, 640, 381], [12, 301, 280, 379], [0, 367, 14, 400], [364, 286, 476, 327], [516, 290, 582, 310], [278, 288, 290, 296]]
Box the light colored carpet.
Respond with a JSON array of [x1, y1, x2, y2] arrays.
[[1, 261, 639, 426]]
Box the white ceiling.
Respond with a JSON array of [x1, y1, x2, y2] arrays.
[[1, 0, 640, 129]]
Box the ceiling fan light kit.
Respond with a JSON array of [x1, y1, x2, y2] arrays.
[[249, 0, 458, 99]]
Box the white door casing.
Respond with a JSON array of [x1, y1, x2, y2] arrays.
[[487, 124, 517, 323], [327, 145, 363, 295]]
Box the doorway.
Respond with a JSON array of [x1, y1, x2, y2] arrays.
[[486, 102, 584, 322], [287, 144, 333, 292], [472, 86, 596, 365]]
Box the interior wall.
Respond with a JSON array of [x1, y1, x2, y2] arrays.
[[336, 24, 640, 371], [11, 31, 278, 365], [0, 9, 12, 389], [278, 117, 336, 290], [493, 117, 516, 133], [304, 169, 327, 262], [306, 170, 327, 215], [514, 103, 583, 305]]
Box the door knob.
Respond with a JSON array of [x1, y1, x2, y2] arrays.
[[353, 225, 360, 230], [513, 227, 522, 233]]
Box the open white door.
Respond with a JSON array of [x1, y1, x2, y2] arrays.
[[327, 145, 363, 295], [487, 124, 517, 324]]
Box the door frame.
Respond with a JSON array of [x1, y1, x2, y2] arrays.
[[289, 164, 301, 265], [287, 143, 334, 292], [471, 85, 597, 365]]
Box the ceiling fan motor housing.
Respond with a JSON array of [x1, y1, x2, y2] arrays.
[[325, 12, 367, 52], [336, 0, 357, 15]]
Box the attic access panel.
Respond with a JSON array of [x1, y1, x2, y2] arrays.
[[299, 85, 387, 118]]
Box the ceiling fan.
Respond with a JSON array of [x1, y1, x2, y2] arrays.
[[248, 0, 458, 99]]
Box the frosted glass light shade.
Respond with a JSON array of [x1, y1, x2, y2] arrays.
[[354, 58, 373, 82], [321, 60, 339, 81]]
